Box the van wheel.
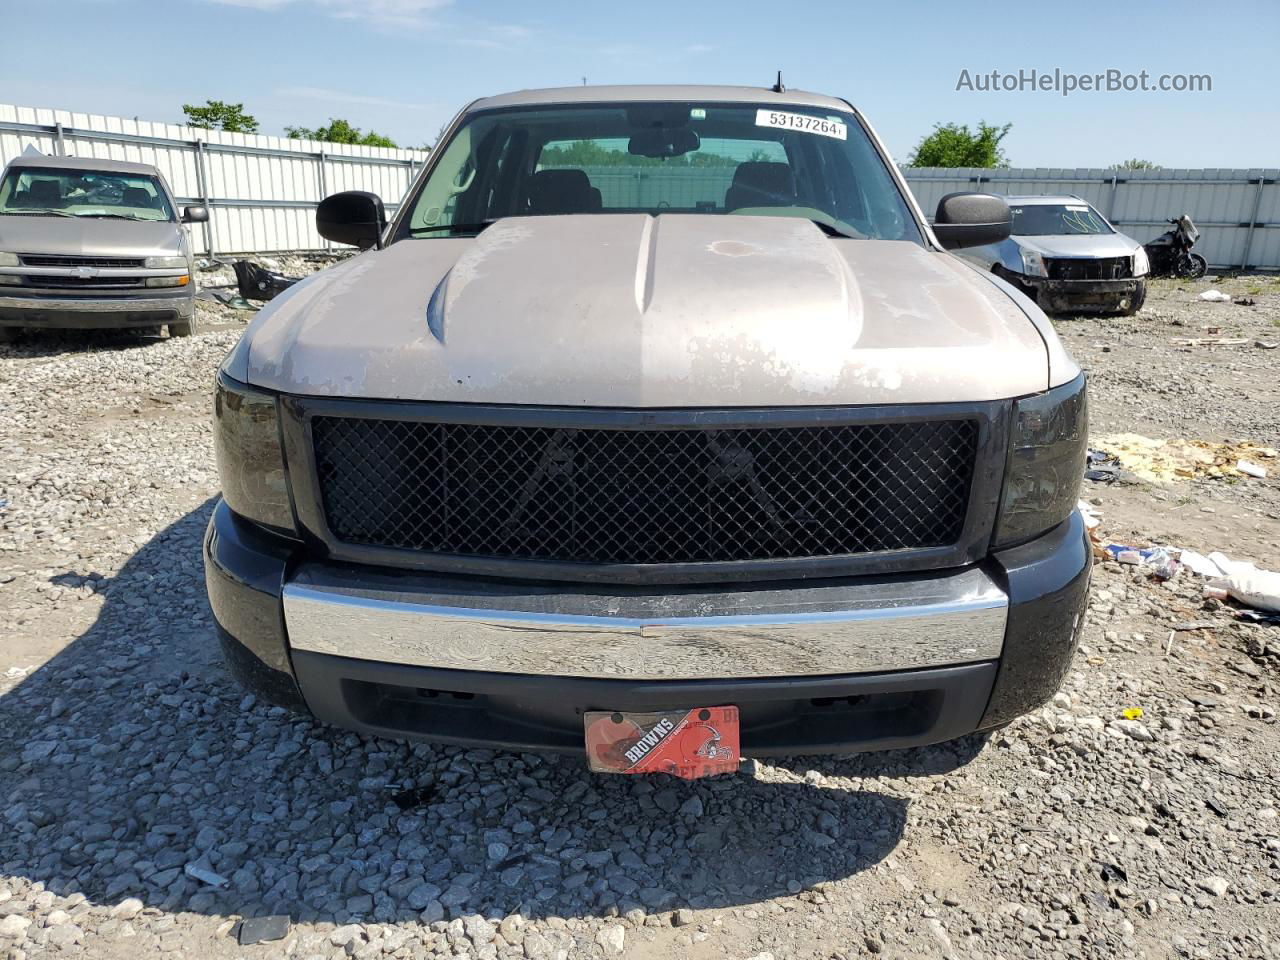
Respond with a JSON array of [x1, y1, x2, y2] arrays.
[[169, 317, 199, 338], [1120, 280, 1147, 316]]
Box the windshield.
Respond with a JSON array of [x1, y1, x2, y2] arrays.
[[398, 102, 920, 243], [0, 167, 176, 221], [1010, 202, 1113, 236]]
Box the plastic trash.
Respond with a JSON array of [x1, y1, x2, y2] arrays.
[[234, 259, 301, 302], [1236, 460, 1268, 479], [1198, 289, 1231, 302], [197, 288, 259, 311], [1122, 707, 1144, 720], [1203, 555, 1280, 613], [184, 863, 229, 888], [1105, 544, 1180, 580], [237, 915, 290, 946], [1077, 500, 1103, 530], [1177, 549, 1223, 578], [1085, 448, 1120, 483]]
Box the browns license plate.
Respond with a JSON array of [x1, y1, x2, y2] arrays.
[[584, 706, 740, 780]]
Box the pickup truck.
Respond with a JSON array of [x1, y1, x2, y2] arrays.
[[0, 154, 206, 340], [205, 84, 1090, 775]]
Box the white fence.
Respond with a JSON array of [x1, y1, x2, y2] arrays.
[[0, 103, 429, 257], [904, 167, 1280, 271]]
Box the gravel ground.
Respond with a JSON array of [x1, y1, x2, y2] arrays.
[[0, 276, 1277, 960]]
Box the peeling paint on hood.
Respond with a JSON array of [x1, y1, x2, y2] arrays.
[[243, 214, 1051, 406]]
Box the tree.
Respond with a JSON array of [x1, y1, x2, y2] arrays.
[[284, 118, 397, 148], [1109, 158, 1162, 170], [182, 100, 259, 134], [907, 121, 1011, 168], [536, 140, 754, 169]]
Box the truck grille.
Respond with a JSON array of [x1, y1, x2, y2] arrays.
[[26, 276, 143, 289], [17, 256, 147, 271], [1044, 256, 1132, 280], [310, 416, 978, 567]]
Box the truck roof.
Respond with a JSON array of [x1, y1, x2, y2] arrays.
[[468, 84, 854, 114], [3, 153, 163, 177]]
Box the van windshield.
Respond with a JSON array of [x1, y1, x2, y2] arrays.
[[399, 101, 921, 243], [1010, 203, 1113, 236], [0, 167, 176, 221]]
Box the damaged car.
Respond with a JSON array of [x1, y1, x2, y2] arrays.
[[0, 153, 208, 339], [959, 195, 1149, 315], [205, 84, 1091, 777]]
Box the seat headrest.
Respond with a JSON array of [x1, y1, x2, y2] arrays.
[[28, 179, 63, 206], [724, 162, 797, 211], [527, 169, 595, 215], [121, 187, 153, 208]]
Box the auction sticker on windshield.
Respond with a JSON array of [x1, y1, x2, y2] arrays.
[[755, 109, 847, 140]]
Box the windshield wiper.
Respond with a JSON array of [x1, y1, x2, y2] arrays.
[[74, 213, 151, 221], [1, 209, 77, 217], [408, 219, 497, 237]]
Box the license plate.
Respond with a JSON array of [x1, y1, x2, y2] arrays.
[[584, 706, 740, 780]]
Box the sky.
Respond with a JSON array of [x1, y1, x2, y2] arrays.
[[2, 0, 1277, 167]]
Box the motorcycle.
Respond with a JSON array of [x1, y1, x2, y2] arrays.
[[1143, 214, 1207, 278]]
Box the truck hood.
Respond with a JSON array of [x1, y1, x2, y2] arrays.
[[239, 214, 1057, 406], [1014, 232, 1140, 259], [0, 213, 184, 257]]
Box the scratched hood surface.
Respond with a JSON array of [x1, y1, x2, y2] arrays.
[[242, 214, 1051, 405]]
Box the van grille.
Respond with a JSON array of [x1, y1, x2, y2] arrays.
[[1044, 256, 1132, 280], [310, 416, 978, 567]]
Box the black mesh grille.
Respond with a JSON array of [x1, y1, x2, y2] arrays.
[[311, 417, 978, 566]]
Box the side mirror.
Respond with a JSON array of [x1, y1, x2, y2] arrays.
[[931, 193, 1011, 250], [183, 205, 209, 223], [316, 190, 386, 250]]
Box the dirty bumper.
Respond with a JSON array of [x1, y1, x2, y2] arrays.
[[1030, 278, 1140, 313], [0, 292, 193, 328]]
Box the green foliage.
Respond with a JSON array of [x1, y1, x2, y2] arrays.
[[182, 100, 259, 134], [907, 121, 1011, 168], [538, 140, 773, 168], [284, 118, 397, 148], [1108, 158, 1162, 170]]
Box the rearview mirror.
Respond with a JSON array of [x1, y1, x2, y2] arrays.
[[182, 205, 209, 223], [628, 128, 700, 159], [316, 190, 386, 250], [931, 193, 1011, 250]]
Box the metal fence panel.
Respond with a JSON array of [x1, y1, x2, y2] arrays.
[[3, 103, 1276, 269], [902, 166, 1280, 270], [0, 102, 428, 257]]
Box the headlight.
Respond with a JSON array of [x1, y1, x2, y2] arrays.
[[1132, 246, 1150, 277], [993, 374, 1087, 549], [1020, 249, 1046, 277], [145, 275, 190, 287], [214, 372, 296, 534], [0, 252, 18, 267], [144, 255, 187, 269]]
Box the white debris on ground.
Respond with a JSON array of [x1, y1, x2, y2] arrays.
[[0, 276, 1277, 960]]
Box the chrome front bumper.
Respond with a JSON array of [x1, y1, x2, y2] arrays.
[[282, 563, 1008, 681]]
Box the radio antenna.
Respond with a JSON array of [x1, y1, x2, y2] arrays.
[[771, 71, 785, 93]]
